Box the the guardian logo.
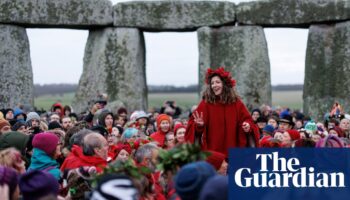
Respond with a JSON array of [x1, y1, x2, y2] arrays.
[[234, 152, 345, 188]]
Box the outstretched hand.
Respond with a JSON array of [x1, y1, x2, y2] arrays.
[[193, 111, 204, 127], [242, 122, 251, 133]]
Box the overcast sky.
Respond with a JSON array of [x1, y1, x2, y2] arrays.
[[27, 0, 308, 86]]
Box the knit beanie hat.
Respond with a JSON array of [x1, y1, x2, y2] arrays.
[[305, 121, 317, 134], [48, 121, 62, 130], [123, 128, 139, 139], [11, 121, 26, 131], [286, 129, 301, 141], [26, 112, 40, 124], [19, 170, 59, 200], [199, 175, 228, 200], [32, 132, 59, 156], [157, 114, 171, 129], [13, 108, 26, 120], [0, 166, 19, 198], [175, 161, 216, 200], [174, 124, 186, 135], [0, 131, 29, 156], [262, 124, 275, 135], [90, 174, 139, 200], [251, 108, 261, 116], [206, 151, 226, 170], [0, 119, 11, 130], [316, 134, 344, 148]]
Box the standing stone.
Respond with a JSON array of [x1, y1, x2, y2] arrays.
[[304, 21, 350, 120], [0, 0, 113, 28], [113, 28, 147, 113], [0, 25, 33, 109], [73, 28, 147, 113], [236, 0, 350, 27], [114, 0, 235, 31], [198, 26, 271, 111]]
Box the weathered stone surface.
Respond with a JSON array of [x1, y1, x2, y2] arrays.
[[237, 0, 350, 27], [73, 28, 147, 113], [0, 25, 33, 109], [114, 1, 235, 31], [304, 21, 350, 120], [0, 0, 113, 28], [198, 26, 271, 110]]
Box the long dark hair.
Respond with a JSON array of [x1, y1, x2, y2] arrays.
[[202, 75, 239, 104]]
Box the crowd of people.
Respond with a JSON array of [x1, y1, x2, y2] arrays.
[[0, 68, 349, 200]]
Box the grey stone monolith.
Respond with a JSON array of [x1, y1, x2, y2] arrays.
[[114, 0, 235, 31], [304, 21, 350, 120], [0, 0, 113, 28], [237, 0, 350, 27], [198, 26, 271, 111], [0, 25, 33, 109], [73, 28, 147, 113]]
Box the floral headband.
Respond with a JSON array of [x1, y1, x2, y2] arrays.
[[205, 67, 236, 88]]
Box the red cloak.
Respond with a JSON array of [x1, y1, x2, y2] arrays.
[[185, 99, 259, 157]]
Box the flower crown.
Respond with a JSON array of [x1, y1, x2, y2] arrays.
[[205, 67, 236, 87]]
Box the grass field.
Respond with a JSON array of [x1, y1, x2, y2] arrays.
[[34, 90, 303, 111]]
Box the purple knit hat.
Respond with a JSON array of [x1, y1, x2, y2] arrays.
[[19, 170, 59, 200], [315, 134, 344, 148], [32, 132, 59, 156], [0, 166, 19, 198]]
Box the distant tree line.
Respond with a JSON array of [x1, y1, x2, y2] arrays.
[[272, 84, 303, 91], [34, 83, 303, 96], [34, 84, 78, 97]]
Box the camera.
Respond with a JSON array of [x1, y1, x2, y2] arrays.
[[94, 100, 107, 105], [166, 101, 174, 106]]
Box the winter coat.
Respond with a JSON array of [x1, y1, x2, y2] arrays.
[[60, 145, 107, 173], [28, 148, 60, 180]]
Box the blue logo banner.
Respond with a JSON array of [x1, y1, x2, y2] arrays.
[[229, 148, 350, 200]]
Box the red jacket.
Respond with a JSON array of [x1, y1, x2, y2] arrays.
[[60, 145, 107, 173], [150, 131, 167, 148], [185, 99, 260, 157]]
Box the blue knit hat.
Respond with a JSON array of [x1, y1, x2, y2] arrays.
[[263, 124, 275, 135], [199, 175, 228, 200], [175, 161, 216, 200]]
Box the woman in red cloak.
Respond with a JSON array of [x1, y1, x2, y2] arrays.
[[185, 67, 260, 157]]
